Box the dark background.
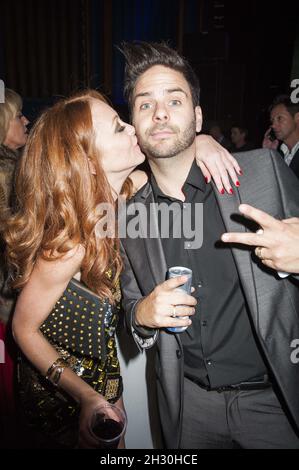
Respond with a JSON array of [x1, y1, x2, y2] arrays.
[[0, 0, 298, 145]]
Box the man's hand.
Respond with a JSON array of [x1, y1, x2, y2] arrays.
[[195, 134, 243, 195], [262, 127, 279, 150], [221, 204, 299, 274], [135, 275, 197, 329]]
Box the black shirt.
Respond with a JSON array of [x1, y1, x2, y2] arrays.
[[151, 160, 267, 388]]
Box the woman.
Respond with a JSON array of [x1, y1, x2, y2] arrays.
[[4, 89, 241, 449], [0, 88, 29, 323], [0, 89, 29, 447]]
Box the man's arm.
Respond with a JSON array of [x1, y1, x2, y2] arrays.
[[222, 149, 299, 280], [120, 243, 197, 349], [120, 243, 159, 351]]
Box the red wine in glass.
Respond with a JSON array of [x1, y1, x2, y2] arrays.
[[90, 405, 127, 449]]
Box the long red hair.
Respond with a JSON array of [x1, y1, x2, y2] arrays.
[[4, 90, 131, 303]]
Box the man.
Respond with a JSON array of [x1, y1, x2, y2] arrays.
[[263, 95, 299, 179], [120, 42, 299, 449], [230, 124, 255, 152], [209, 123, 232, 151]]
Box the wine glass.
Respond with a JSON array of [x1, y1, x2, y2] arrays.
[[89, 404, 127, 449]]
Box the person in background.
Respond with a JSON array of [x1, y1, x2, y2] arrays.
[[231, 124, 255, 152], [263, 95, 299, 179], [0, 88, 29, 324], [0, 89, 29, 448], [209, 123, 232, 151]]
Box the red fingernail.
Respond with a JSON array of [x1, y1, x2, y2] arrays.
[[229, 188, 234, 195], [205, 177, 209, 184], [220, 188, 225, 195], [235, 181, 240, 187]]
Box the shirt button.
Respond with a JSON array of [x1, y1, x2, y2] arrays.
[[186, 242, 192, 249], [198, 281, 203, 288], [202, 320, 207, 327], [183, 204, 187, 209], [207, 359, 212, 366]]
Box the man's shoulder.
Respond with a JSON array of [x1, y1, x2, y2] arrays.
[[232, 147, 273, 160], [232, 148, 285, 171]]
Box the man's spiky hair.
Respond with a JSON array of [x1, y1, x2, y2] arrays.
[[120, 41, 200, 111]]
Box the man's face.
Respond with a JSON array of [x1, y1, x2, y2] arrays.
[[270, 104, 298, 142], [231, 127, 244, 145], [131, 65, 202, 160]]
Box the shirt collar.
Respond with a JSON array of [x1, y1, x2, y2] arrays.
[[280, 141, 299, 156], [150, 159, 206, 199]]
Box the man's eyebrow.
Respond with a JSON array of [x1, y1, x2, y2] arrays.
[[133, 92, 151, 104], [166, 88, 188, 96], [133, 88, 188, 105]]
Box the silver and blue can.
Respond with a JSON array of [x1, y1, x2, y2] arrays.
[[166, 266, 193, 333]]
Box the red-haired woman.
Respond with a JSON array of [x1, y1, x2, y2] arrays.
[[4, 90, 241, 448], [4, 90, 144, 448]]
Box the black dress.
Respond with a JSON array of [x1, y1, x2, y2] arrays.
[[17, 277, 123, 448]]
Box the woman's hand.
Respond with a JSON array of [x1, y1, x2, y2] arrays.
[[78, 391, 111, 448], [195, 134, 242, 194]]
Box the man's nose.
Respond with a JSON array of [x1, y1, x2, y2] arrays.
[[153, 103, 169, 123]]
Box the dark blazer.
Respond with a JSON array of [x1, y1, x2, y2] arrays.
[[290, 147, 299, 180], [120, 149, 299, 449]]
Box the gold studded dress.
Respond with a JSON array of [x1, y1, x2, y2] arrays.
[[17, 277, 123, 448]]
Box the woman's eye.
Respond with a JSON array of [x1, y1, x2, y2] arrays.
[[117, 125, 125, 133]]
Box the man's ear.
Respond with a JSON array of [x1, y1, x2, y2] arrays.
[[195, 106, 203, 133]]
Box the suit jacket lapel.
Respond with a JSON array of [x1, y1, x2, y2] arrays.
[[212, 183, 259, 328], [134, 183, 167, 285]]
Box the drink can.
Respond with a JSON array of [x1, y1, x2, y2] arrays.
[[166, 266, 192, 333]]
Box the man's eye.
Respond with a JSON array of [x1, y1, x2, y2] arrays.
[[140, 103, 151, 110], [169, 100, 181, 106]]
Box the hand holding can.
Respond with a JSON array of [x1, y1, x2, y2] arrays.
[[166, 266, 193, 333]]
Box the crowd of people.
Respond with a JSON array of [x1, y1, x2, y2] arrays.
[[0, 41, 299, 449]]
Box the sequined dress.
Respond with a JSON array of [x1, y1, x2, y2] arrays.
[[17, 277, 123, 448]]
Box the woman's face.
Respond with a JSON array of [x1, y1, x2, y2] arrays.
[[4, 110, 29, 150], [91, 99, 145, 178]]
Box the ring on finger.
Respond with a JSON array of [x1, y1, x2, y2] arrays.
[[255, 246, 264, 260]]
